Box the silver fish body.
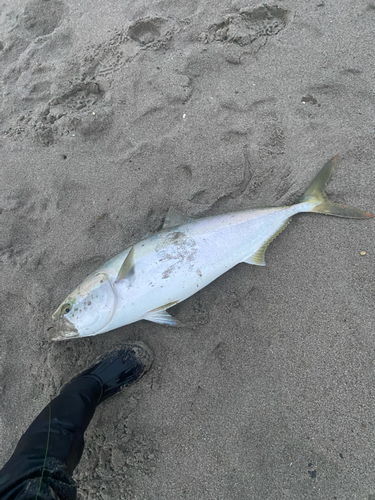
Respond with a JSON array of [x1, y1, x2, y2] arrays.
[[51, 157, 373, 340]]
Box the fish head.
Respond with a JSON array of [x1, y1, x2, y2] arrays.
[[51, 272, 118, 340]]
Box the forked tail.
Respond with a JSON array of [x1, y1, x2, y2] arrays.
[[300, 155, 374, 218]]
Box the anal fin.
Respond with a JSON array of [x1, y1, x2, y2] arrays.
[[244, 249, 267, 266], [243, 219, 291, 267]]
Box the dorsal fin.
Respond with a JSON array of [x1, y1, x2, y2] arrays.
[[116, 246, 135, 284], [162, 207, 194, 229], [244, 219, 291, 266]]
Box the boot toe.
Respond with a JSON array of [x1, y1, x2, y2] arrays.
[[96, 341, 154, 403]]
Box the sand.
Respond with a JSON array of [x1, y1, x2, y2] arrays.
[[1, 0, 375, 498]]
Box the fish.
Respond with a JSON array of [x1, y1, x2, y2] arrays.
[[51, 156, 373, 340]]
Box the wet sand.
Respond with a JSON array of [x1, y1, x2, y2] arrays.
[[1, 1, 375, 498]]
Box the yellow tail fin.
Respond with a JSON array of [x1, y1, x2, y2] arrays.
[[300, 155, 374, 219]]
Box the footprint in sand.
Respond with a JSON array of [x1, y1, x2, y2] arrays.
[[200, 5, 292, 46]]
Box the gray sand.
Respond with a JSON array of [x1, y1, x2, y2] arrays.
[[1, 1, 375, 498]]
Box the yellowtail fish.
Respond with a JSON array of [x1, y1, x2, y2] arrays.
[[51, 156, 373, 340]]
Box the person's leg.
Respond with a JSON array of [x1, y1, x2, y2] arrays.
[[0, 342, 153, 500]]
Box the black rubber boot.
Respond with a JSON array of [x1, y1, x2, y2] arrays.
[[0, 341, 153, 500], [66, 341, 153, 405]]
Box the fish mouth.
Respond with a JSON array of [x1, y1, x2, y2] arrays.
[[51, 272, 118, 340], [50, 314, 80, 341]]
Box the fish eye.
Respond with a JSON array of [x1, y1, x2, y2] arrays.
[[62, 303, 72, 314]]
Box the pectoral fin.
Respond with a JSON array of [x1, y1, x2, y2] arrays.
[[144, 301, 183, 327], [116, 247, 135, 284], [163, 207, 194, 229]]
